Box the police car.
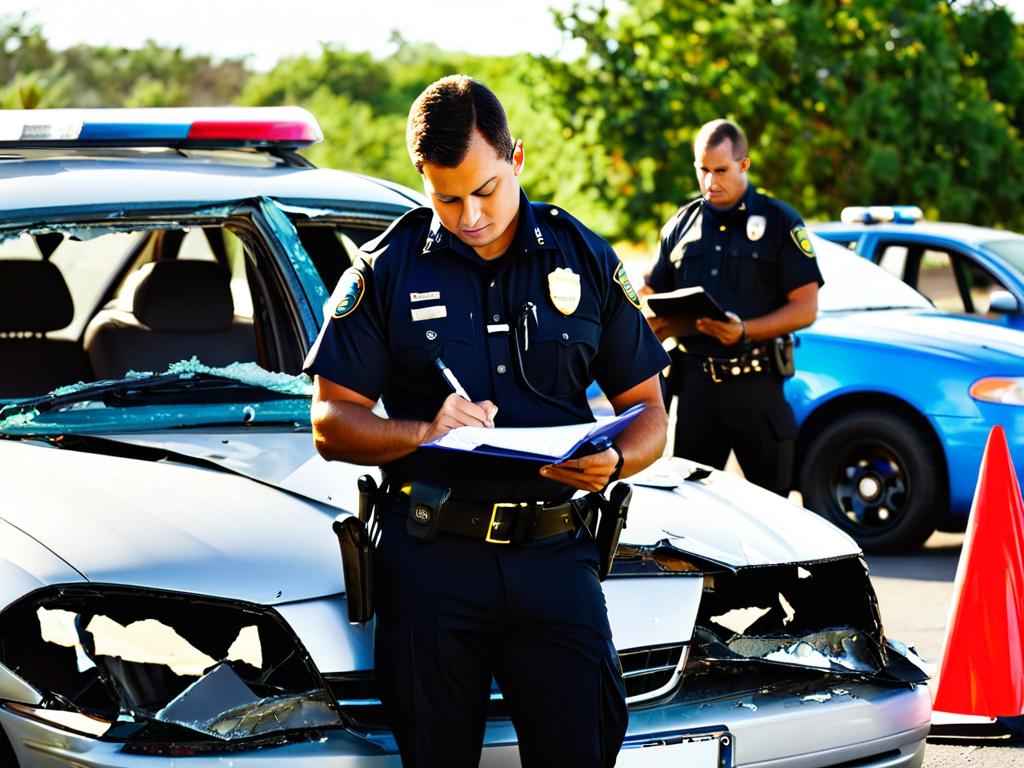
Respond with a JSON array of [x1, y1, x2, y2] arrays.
[[813, 205, 1024, 329], [0, 109, 928, 767]]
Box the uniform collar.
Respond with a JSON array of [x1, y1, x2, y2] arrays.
[[703, 183, 755, 220], [420, 188, 557, 257]]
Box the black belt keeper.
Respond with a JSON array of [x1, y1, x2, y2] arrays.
[[405, 481, 451, 544]]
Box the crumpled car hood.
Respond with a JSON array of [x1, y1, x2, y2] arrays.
[[621, 459, 860, 566], [0, 432, 859, 612], [0, 439, 344, 606], [70, 432, 859, 568]]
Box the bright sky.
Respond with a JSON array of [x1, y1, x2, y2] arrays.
[[3, 0, 1022, 71], [2, 0, 580, 70]]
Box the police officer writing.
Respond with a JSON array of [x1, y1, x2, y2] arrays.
[[304, 76, 669, 767], [642, 119, 822, 496]]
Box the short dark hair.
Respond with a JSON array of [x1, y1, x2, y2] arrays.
[[694, 119, 748, 161], [406, 75, 514, 173]]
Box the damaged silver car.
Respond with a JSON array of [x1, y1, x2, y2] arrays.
[[0, 108, 930, 767]]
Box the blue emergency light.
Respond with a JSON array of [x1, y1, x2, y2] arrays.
[[840, 205, 923, 225], [0, 107, 323, 149]]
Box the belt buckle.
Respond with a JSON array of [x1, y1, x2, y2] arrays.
[[486, 502, 528, 544]]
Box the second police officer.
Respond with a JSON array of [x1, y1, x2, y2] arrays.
[[304, 76, 670, 766], [643, 119, 823, 496]]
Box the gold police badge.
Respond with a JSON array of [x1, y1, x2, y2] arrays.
[[548, 267, 581, 315]]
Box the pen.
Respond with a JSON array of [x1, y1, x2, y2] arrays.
[[434, 357, 471, 400], [434, 357, 498, 421]]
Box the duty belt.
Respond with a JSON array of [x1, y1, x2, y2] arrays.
[[399, 492, 584, 545], [696, 345, 774, 383]]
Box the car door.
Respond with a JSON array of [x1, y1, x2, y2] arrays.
[[873, 239, 1024, 328]]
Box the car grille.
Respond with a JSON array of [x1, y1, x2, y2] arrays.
[[619, 642, 688, 702], [326, 643, 688, 731]]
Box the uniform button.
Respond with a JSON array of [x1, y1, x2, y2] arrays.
[[497, 364, 507, 374], [550, 209, 559, 216], [490, 280, 496, 288], [561, 332, 569, 340], [711, 268, 718, 276], [492, 314, 500, 322], [719, 225, 726, 231], [715, 245, 722, 251]]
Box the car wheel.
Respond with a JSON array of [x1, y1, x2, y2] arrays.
[[800, 410, 939, 552]]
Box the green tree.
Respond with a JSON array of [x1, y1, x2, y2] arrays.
[[545, 0, 1024, 238]]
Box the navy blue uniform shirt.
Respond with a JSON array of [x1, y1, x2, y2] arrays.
[[648, 184, 824, 358], [304, 189, 669, 498]]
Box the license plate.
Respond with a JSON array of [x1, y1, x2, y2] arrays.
[[616, 729, 732, 768]]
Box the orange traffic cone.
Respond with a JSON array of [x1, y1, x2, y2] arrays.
[[933, 425, 1024, 717]]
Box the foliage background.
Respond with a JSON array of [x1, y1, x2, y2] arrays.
[[2, 0, 1021, 244]]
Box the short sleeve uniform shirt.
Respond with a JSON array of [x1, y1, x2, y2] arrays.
[[648, 184, 823, 358], [304, 189, 669, 499]]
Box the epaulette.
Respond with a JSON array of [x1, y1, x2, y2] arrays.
[[361, 206, 433, 255], [532, 202, 609, 258]]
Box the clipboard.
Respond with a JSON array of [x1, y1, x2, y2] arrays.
[[421, 403, 645, 464], [644, 287, 728, 321]]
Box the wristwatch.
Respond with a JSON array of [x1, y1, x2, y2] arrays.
[[608, 441, 625, 484]]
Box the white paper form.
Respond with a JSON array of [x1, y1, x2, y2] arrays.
[[423, 403, 644, 462]]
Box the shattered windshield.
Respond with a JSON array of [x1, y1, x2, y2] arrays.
[[0, 359, 312, 436], [0, 216, 313, 423]]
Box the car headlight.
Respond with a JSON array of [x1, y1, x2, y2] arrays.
[[970, 377, 1024, 405], [0, 585, 343, 753]]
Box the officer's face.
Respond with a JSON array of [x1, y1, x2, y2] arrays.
[[421, 129, 524, 260], [694, 138, 750, 209]]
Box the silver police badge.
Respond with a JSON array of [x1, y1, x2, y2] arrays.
[[548, 267, 581, 315], [746, 215, 767, 242]]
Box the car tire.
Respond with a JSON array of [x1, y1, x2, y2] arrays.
[[800, 410, 939, 552]]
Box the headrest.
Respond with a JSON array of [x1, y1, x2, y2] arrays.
[[133, 260, 234, 332], [0, 260, 74, 332]]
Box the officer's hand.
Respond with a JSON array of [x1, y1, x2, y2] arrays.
[[540, 448, 618, 492], [695, 315, 744, 345], [422, 393, 497, 443], [647, 314, 695, 342]]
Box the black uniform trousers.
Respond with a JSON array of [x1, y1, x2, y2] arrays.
[[372, 498, 628, 767], [671, 356, 797, 496]]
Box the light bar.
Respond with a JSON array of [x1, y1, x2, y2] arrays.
[[840, 205, 923, 225], [0, 107, 322, 150]]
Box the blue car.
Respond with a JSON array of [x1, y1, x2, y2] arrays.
[[813, 206, 1024, 329], [789, 236, 1024, 550]]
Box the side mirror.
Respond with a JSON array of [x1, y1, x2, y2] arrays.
[[988, 290, 1019, 315]]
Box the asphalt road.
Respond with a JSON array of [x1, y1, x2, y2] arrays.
[[865, 532, 1024, 765]]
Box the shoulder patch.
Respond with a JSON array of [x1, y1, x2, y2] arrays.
[[332, 265, 366, 320], [790, 225, 815, 258], [613, 261, 642, 309]]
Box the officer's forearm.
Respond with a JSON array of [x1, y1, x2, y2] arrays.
[[745, 283, 818, 341], [609, 376, 668, 478], [312, 399, 428, 465]]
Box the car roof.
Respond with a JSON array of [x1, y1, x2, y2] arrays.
[[0, 150, 421, 222], [812, 219, 1024, 247]]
